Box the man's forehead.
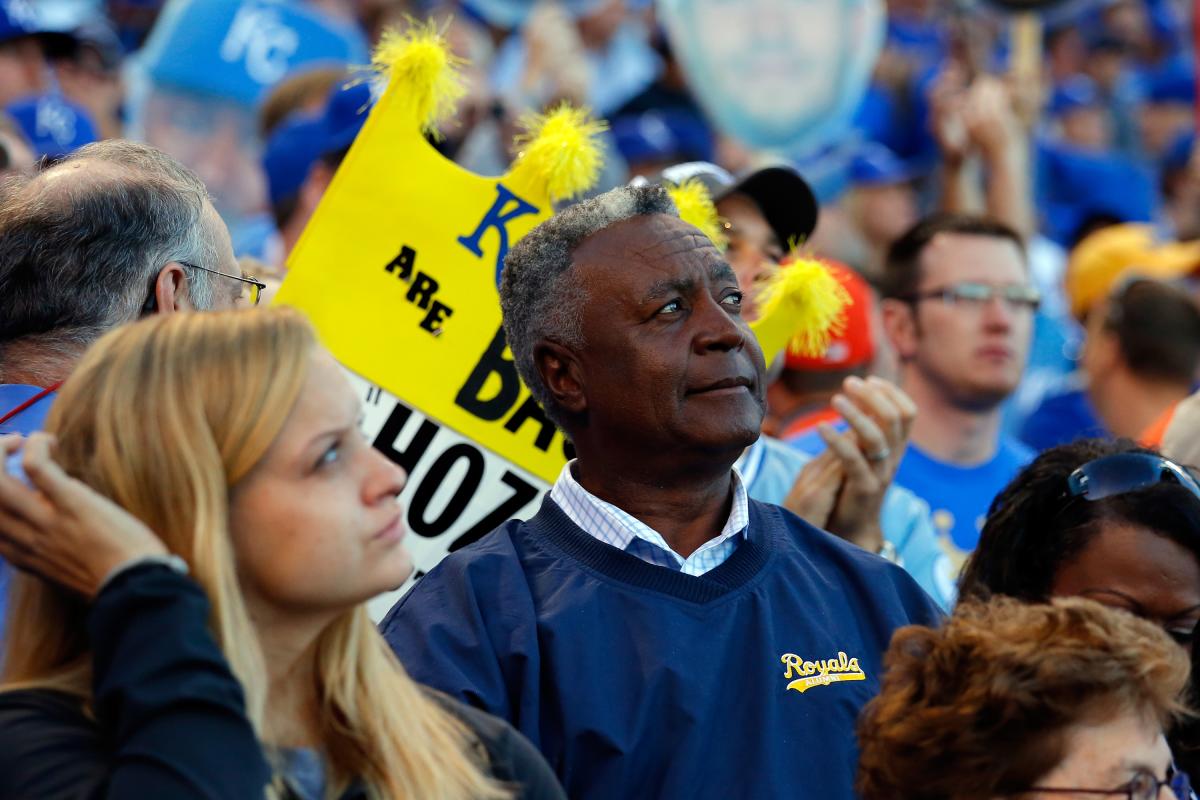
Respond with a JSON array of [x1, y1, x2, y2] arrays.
[[921, 231, 1027, 280], [572, 214, 727, 282]]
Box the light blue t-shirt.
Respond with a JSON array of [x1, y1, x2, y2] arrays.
[[0, 384, 58, 648], [738, 436, 955, 609]]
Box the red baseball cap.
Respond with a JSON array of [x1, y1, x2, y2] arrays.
[[784, 260, 875, 371]]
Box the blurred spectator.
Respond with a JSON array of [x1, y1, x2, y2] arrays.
[[1082, 33, 1143, 154], [258, 63, 347, 138], [126, 0, 368, 257], [1018, 222, 1200, 450], [1037, 144, 1157, 247], [875, 214, 1037, 561], [0, 0, 53, 105], [838, 143, 920, 282], [1081, 278, 1200, 445], [1139, 55, 1197, 158], [611, 109, 713, 178], [1048, 76, 1112, 152], [44, 13, 126, 140], [858, 596, 1191, 800], [5, 93, 98, 160], [106, 0, 166, 53], [262, 80, 371, 263], [1162, 132, 1200, 240], [768, 261, 880, 439], [487, 0, 659, 117], [0, 109, 33, 174]]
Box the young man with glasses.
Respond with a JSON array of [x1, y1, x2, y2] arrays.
[[878, 213, 1038, 571]]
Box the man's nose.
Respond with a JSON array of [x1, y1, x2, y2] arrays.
[[693, 295, 746, 353], [980, 294, 1016, 330]]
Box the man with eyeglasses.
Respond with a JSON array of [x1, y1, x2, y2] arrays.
[[0, 138, 247, 642], [877, 213, 1038, 575]]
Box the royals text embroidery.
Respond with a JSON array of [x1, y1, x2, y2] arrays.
[[780, 651, 866, 694]]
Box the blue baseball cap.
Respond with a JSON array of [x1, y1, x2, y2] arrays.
[[6, 93, 98, 158], [320, 79, 372, 155], [1049, 76, 1101, 117], [262, 113, 323, 206], [1163, 131, 1196, 174], [261, 80, 373, 206], [1144, 57, 1196, 105], [135, 0, 368, 107], [612, 109, 714, 167], [0, 0, 43, 45], [848, 142, 913, 186]]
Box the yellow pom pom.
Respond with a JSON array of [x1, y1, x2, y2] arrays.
[[666, 178, 727, 250], [750, 257, 851, 365], [511, 103, 608, 202], [371, 20, 465, 137]]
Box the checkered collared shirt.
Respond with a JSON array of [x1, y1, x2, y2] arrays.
[[549, 460, 751, 576]]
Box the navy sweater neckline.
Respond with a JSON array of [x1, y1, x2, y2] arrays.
[[526, 497, 776, 603]]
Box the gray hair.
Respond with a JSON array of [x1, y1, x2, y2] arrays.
[[0, 140, 219, 362], [499, 184, 678, 427]]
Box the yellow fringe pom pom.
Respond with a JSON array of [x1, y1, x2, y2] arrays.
[[750, 257, 852, 365], [371, 20, 465, 137], [511, 103, 608, 202], [667, 178, 728, 250]]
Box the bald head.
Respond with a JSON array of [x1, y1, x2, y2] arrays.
[[0, 140, 236, 380]]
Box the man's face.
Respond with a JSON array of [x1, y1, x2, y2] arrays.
[[689, 0, 840, 126], [0, 37, 45, 106], [195, 198, 245, 310], [569, 213, 766, 456], [716, 192, 782, 322], [896, 233, 1034, 410]]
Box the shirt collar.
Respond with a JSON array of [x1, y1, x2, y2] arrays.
[[549, 459, 751, 560]]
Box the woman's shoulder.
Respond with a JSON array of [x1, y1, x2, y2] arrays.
[[422, 688, 566, 800], [0, 688, 107, 799]]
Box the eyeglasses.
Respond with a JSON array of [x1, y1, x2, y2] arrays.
[[901, 282, 1041, 312], [1028, 765, 1192, 800], [179, 261, 266, 307], [1067, 452, 1200, 504]]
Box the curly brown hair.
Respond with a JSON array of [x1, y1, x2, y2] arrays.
[[857, 596, 1190, 800]]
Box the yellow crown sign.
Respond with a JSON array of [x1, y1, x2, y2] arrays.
[[275, 24, 606, 487]]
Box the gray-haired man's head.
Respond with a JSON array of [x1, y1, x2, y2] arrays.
[[500, 184, 678, 427], [500, 184, 765, 460], [0, 139, 240, 382]]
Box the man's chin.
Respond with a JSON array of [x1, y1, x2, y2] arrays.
[[953, 381, 1019, 413]]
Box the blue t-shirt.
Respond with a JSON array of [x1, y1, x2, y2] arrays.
[[893, 439, 1035, 560], [382, 496, 940, 800], [1019, 381, 1108, 453], [0, 384, 58, 647]]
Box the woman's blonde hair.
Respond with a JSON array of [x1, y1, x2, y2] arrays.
[[2, 308, 509, 800]]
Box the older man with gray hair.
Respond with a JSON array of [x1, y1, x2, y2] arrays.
[[382, 185, 940, 800], [0, 139, 249, 639]]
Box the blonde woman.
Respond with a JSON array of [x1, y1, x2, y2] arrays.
[[0, 308, 564, 800]]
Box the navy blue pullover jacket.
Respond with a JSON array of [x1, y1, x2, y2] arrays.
[[382, 497, 943, 800]]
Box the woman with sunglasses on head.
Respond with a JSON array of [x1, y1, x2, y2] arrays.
[[0, 308, 564, 800], [959, 437, 1200, 784], [858, 595, 1193, 800]]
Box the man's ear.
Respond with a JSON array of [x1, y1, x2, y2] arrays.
[[880, 298, 918, 361], [534, 340, 587, 416], [153, 263, 194, 314]]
